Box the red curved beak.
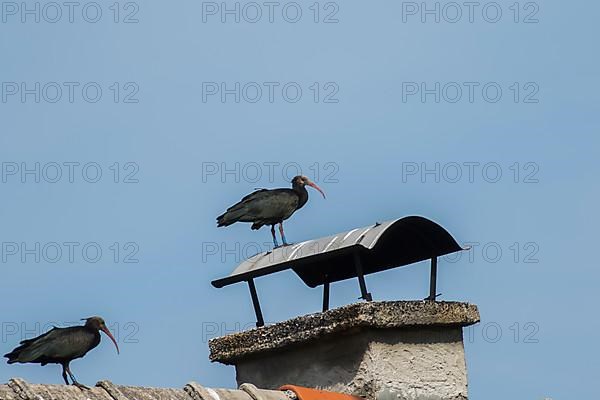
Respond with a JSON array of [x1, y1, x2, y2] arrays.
[[101, 326, 120, 355], [307, 181, 326, 199]]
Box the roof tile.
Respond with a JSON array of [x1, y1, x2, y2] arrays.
[[280, 385, 363, 400]]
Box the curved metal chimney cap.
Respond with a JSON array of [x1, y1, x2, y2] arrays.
[[211, 216, 465, 289]]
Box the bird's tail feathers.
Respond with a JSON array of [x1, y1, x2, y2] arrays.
[[216, 204, 248, 227], [4, 341, 48, 364], [3, 329, 56, 364], [4, 351, 18, 363], [4, 346, 26, 363], [216, 212, 235, 227]]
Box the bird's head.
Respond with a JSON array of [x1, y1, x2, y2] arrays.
[[291, 175, 326, 199], [82, 316, 120, 354]]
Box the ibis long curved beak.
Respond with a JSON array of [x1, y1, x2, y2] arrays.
[[101, 326, 120, 355], [307, 181, 326, 199]]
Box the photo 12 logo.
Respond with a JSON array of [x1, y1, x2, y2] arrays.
[[201, 2, 339, 24], [1, 82, 140, 104], [401, 82, 540, 104], [201, 82, 340, 104], [1, 321, 140, 344], [202, 241, 273, 263], [201, 321, 258, 343], [465, 321, 540, 344], [1, 2, 140, 24], [201, 161, 339, 184], [401, 162, 540, 184], [1, 242, 140, 264], [401, 2, 539, 24], [202, 238, 356, 264], [1, 161, 139, 184], [444, 241, 540, 264]]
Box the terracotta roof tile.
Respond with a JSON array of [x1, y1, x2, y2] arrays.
[[279, 385, 363, 400]]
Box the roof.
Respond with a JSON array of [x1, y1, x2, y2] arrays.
[[212, 216, 464, 289], [0, 379, 361, 400]]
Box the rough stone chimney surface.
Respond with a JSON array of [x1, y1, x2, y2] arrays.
[[209, 301, 480, 400]]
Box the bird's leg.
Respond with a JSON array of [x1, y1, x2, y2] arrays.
[[66, 364, 90, 390], [61, 364, 70, 385], [270, 225, 279, 248], [278, 223, 289, 246]]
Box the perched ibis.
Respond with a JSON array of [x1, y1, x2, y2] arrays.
[[217, 175, 326, 247], [4, 316, 119, 389]]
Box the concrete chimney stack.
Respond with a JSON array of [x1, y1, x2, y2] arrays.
[[209, 300, 480, 400]]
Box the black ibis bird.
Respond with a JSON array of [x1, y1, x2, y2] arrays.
[[4, 316, 119, 389], [217, 175, 326, 247]]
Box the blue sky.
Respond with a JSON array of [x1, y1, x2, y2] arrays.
[[0, 1, 598, 399]]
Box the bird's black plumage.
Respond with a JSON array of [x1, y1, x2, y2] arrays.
[[4, 316, 119, 389], [4, 325, 100, 366], [217, 175, 325, 247], [217, 187, 307, 229]]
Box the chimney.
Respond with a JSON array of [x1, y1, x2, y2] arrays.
[[209, 300, 479, 400], [210, 217, 479, 399]]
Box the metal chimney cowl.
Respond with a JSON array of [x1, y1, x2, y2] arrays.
[[209, 300, 480, 400]]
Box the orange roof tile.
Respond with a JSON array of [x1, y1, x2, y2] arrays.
[[279, 385, 364, 400]]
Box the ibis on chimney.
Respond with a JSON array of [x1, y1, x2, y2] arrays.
[[217, 175, 326, 247]]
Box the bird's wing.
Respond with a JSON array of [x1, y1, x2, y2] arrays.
[[9, 327, 97, 362], [217, 189, 300, 227], [18, 326, 58, 345], [239, 189, 300, 219], [237, 189, 269, 204]]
